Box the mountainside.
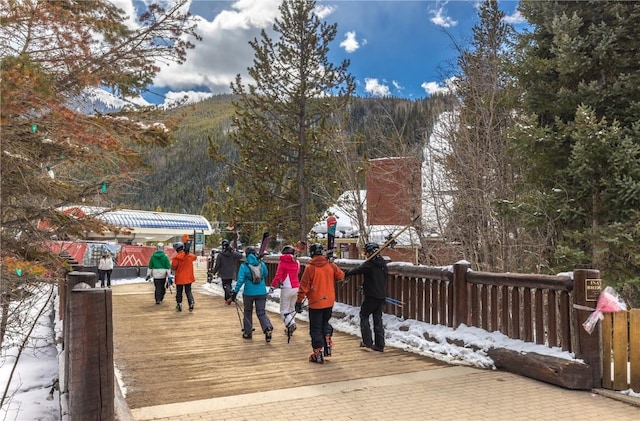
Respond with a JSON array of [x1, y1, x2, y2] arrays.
[[112, 94, 455, 217]]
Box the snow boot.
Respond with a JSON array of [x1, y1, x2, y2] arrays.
[[189, 302, 194, 312], [324, 335, 333, 357], [176, 303, 182, 312], [309, 348, 325, 364], [265, 328, 273, 343], [286, 323, 297, 336]]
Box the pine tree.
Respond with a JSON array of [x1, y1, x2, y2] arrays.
[[512, 1, 640, 284], [216, 0, 355, 244]]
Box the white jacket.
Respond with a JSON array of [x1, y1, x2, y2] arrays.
[[149, 268, 171, 279], [98, 256, 114, 271]]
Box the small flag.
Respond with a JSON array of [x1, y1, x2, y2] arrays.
[[100, 182, 107, 193], [32, 124, 38, 133]]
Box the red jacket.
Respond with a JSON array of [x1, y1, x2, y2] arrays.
[[271, 254, 300, 288], [171, 251, 197, 285], [297, 256, 344, 309]]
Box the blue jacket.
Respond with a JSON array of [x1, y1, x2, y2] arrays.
[[233, 253, 268, 297]]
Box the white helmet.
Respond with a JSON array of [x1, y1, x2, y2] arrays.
[[157, 242, 164, 249]]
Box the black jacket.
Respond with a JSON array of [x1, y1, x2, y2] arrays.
[[213, 248, 243, 279], [345, 255, 388, 299]]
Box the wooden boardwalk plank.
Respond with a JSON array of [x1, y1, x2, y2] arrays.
[[112, 282, 448, 410]]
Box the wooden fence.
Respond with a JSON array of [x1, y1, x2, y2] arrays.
[[602, 309, 640, 392], [263, 257, 602, 389]]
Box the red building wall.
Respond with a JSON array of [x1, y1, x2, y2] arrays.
[[366, 157, 422, 225]]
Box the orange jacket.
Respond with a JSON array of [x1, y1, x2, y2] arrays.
[[297, 256, 344, 309], [171, 251, 197, 285]]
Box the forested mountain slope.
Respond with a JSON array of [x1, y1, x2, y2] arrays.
[[114, 94, 454, 216]]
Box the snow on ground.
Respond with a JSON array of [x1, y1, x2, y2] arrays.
[[2, 277, 638, 421]]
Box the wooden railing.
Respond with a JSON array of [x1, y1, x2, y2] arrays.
[[263, 257, 602, 388], [602, 309, 640, 392]]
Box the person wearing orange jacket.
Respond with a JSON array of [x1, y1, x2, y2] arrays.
[[296, 243, 344, 364], [171, 241, 197, 312]]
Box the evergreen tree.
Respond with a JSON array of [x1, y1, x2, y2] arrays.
[[214, 0, 355, 244], [512, 1, 640, 284]]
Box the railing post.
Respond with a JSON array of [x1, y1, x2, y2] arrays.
[[63, 273, 114, 420], [453, 261, 470, 328], [573, 269, 602, 388]]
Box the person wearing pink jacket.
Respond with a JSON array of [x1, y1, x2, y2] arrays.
[[270, 245, 301, 336]]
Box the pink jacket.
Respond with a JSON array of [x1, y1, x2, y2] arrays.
[[271, 254, 300, 288]]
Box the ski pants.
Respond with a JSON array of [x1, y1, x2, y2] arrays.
[[360, 296, 385, 349], [242, 294, 272, 336], [153, 278, 166, 303], [308, 306, 333, 350], [98, 270, 112, 287], [221, 279, 233, 301], [176, 283, 194, 305], [280, 287, 299, 327]]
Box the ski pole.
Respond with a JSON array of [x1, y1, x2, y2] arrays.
[[233, 298, 244, 331]]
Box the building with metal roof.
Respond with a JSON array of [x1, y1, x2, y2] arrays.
[[60, 206, 213, 245]]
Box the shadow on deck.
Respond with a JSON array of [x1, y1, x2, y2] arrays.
[[111, 282, 449, 410]]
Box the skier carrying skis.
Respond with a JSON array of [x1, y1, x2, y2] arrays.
[[343, 242, 387, 352], [226, 247, 274, 342], [296, 243, 345, 364], [270, 245, 300, 337], [212, 239, 243, 300], [171, 241, 197, 312]]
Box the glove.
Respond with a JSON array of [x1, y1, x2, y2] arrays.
[[268, 287, 274, 294], [145, 274, 152, 282], [295, 301, 303, 313]]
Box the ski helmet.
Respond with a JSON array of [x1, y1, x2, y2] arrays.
[[309, 243, 324, 256], [221, 239, 229, 249], [245, 246, 257, 256], [364, 242, 380, 255], [281, 245, 295, 255], [156, 242, 164, 250], [173, 242, 184, 252]]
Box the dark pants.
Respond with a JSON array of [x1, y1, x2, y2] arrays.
[[222, 279, 233, 300], [153, 278, 166, 303], [176, 283, 194, 305], [242, 295, 272, 336], [98, 270, 112, 287], [308, 307, 333, 349], [360, 297, 385, 348]]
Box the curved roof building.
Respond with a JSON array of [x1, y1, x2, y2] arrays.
[[60, 206, 213, 243]]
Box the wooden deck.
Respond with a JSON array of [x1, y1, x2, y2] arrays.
[[112, 281, 448, 410]]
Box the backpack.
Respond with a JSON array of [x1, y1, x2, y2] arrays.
[[246, 263, 262, 284]]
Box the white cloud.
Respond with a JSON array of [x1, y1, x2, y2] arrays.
[[340, 31, 360, 53], [392, 80, 403, 91], [429, 6, 457, 28], [421, 76, 456, 96], [503, 10, 526, 25], [314, 4, 336, 20], [364, 78, 391, 97], [151, 0, 281, 93]]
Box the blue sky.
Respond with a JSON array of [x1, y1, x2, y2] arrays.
[[115, 1, 526, 106]]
